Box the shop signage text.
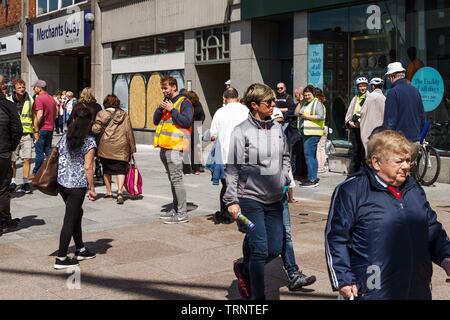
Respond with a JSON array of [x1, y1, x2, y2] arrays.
[[31, 11, 87, 55], [411, 67, 445, 112], [0, 34, 21, 56], [37, 19, 81, 41], [308, 44, 324, 90]]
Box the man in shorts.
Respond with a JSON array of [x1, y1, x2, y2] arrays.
[[8, 79, 34, 194]]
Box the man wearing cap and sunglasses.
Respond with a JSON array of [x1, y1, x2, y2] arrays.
[[32, 80, 57, 176], [360, 77, 386, 155], [382, 62, 426, 145]]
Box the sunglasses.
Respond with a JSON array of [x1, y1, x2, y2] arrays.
[[261, 98, 275, 105], [277, 87, 284, 90]]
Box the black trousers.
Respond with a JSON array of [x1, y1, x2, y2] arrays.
[[349, 128, 365, 175], [57, 185, 86, 257], [0, 156, 12, 224]]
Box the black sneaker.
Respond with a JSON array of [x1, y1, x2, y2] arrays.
[[299, 180, 319, 188], [288, 271, 317, 291], [8, 183, 17, 192], [21, 183, 32, 194], [74, 248, 96, 261], [54, 257, 79, 270], [2, 218, 20, 232]]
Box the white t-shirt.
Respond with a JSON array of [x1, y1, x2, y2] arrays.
[[210, 102, 249, 164]]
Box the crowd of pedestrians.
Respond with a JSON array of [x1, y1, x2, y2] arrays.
[[0, 62, 449, 300]]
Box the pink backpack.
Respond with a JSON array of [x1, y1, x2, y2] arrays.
[[125, 156, 143, 197]]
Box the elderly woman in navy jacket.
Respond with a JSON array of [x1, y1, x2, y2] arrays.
[[325, 130, 450, 300]]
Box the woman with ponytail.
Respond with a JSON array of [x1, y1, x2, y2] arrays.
[[54, 104, 97, 270]]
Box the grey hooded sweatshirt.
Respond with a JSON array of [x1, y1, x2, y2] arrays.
[[223, 113, 291, 206]]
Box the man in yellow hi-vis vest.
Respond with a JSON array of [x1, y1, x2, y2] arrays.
[[8, 79, 34, 194], [153, 76, 193, 224]]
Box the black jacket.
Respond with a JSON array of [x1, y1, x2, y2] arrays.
[[0, 93, 22, 155], [325, 167, 450, 300]]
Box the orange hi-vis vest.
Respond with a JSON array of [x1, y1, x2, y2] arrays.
[[153, 96, 192, 151]]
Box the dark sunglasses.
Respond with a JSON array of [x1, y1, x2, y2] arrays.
[[277, 87, 284, 90]]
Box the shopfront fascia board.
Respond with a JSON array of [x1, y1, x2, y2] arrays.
[[241, 0, 362, 20], [27, 9, 92, 56], [0, 34, 22, 57], [101, 0, 232, 44], [111, 51, 185, 74]]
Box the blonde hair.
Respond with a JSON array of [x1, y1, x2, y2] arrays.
[[366, 130, 412, 167], [79, 87, 97, 103], [243, 83, 275, 111]]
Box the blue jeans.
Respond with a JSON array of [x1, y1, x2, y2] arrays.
[[281, 198, 299, 276], [303, 136, 320, 181], [239, 198, 284, 300], [33, 130, 53, 174]]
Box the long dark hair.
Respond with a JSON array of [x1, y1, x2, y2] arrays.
[[67, 104, 92, 153]]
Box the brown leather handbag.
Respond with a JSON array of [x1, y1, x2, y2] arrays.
[[32, 146, 59, 196]]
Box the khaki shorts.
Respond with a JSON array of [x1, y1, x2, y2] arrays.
[[11, 134, 33, 162]]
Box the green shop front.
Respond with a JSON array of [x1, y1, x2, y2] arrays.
[[242, 0, 450, 153]]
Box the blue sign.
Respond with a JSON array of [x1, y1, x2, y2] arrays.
[[411, 67, 444, 112], [308, 44, 324, 90]]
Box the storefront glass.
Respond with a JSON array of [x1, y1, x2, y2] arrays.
[[309, 0, 450, 152], [112, 70, 185, 130], [0, 59, 21, 90], [112, 33, 184, 60]]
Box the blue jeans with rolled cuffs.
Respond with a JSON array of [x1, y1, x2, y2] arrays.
[[239, 197, 284, 300], [303, 135, 320, 181]]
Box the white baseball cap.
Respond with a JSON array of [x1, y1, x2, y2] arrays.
[[271, 107, 283, 121], [225, 80, 231, 85], [385, 62, 406, 76]]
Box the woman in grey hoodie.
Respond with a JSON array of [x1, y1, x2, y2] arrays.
[[224, 83, 291, 300]]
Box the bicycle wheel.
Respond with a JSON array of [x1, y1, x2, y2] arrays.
[[413, 145, 428, 182], [421, 147, 441, 186]]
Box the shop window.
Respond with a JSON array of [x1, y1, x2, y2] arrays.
[[112, 70, 185, 130], [36, 0, 88, 16], [112, 33, 184, 60], [397, 0, 450, 153], [309, 2, 396, 145], [195, 26, 230, 63]]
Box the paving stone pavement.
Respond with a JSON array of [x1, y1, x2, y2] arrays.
[[1, 144, 449, 300]]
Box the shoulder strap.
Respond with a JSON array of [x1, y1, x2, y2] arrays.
[[99, 109, 117, 140]]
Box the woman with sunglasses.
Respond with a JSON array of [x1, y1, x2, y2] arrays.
[[224, 83, 291, 300]]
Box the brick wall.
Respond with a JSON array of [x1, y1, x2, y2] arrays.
[[29, 0, 36, 19], [0, 0, 22, 28]]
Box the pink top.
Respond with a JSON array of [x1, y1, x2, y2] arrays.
[[34, 92, 56, 131]]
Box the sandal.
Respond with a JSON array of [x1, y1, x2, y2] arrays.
[[117, 194, 124, 205], [104, 194, 113, 199]]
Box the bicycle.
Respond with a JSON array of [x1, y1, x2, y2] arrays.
[[413, 134, 441, 187]]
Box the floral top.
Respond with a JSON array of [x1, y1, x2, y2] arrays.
[[57, 135, 96, 189]]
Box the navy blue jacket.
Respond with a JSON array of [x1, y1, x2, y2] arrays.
[[325, 167, 450, 300], [383, 79, 426, 141], [153, 94, 194, 128]]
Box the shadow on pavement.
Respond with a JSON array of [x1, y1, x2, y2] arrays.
[[0, 268, 231, 300], [3, 215, 46, 234], [48, 238, 114, 257], [161, 202, 199, 213]]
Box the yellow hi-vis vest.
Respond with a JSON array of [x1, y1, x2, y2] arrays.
[[153, 96, 192, 151], [303, 98, 325, 136], [8, 94, 34, 134]]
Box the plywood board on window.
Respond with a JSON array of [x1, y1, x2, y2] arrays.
[[146, 72, 164, 130], [129, 74, 146, 129]]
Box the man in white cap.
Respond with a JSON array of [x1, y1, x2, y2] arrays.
[[225, 80, 231, 90], [31, 79, 56, 176], [382, 62, 425, 144], [360, 77, 386, 154]]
